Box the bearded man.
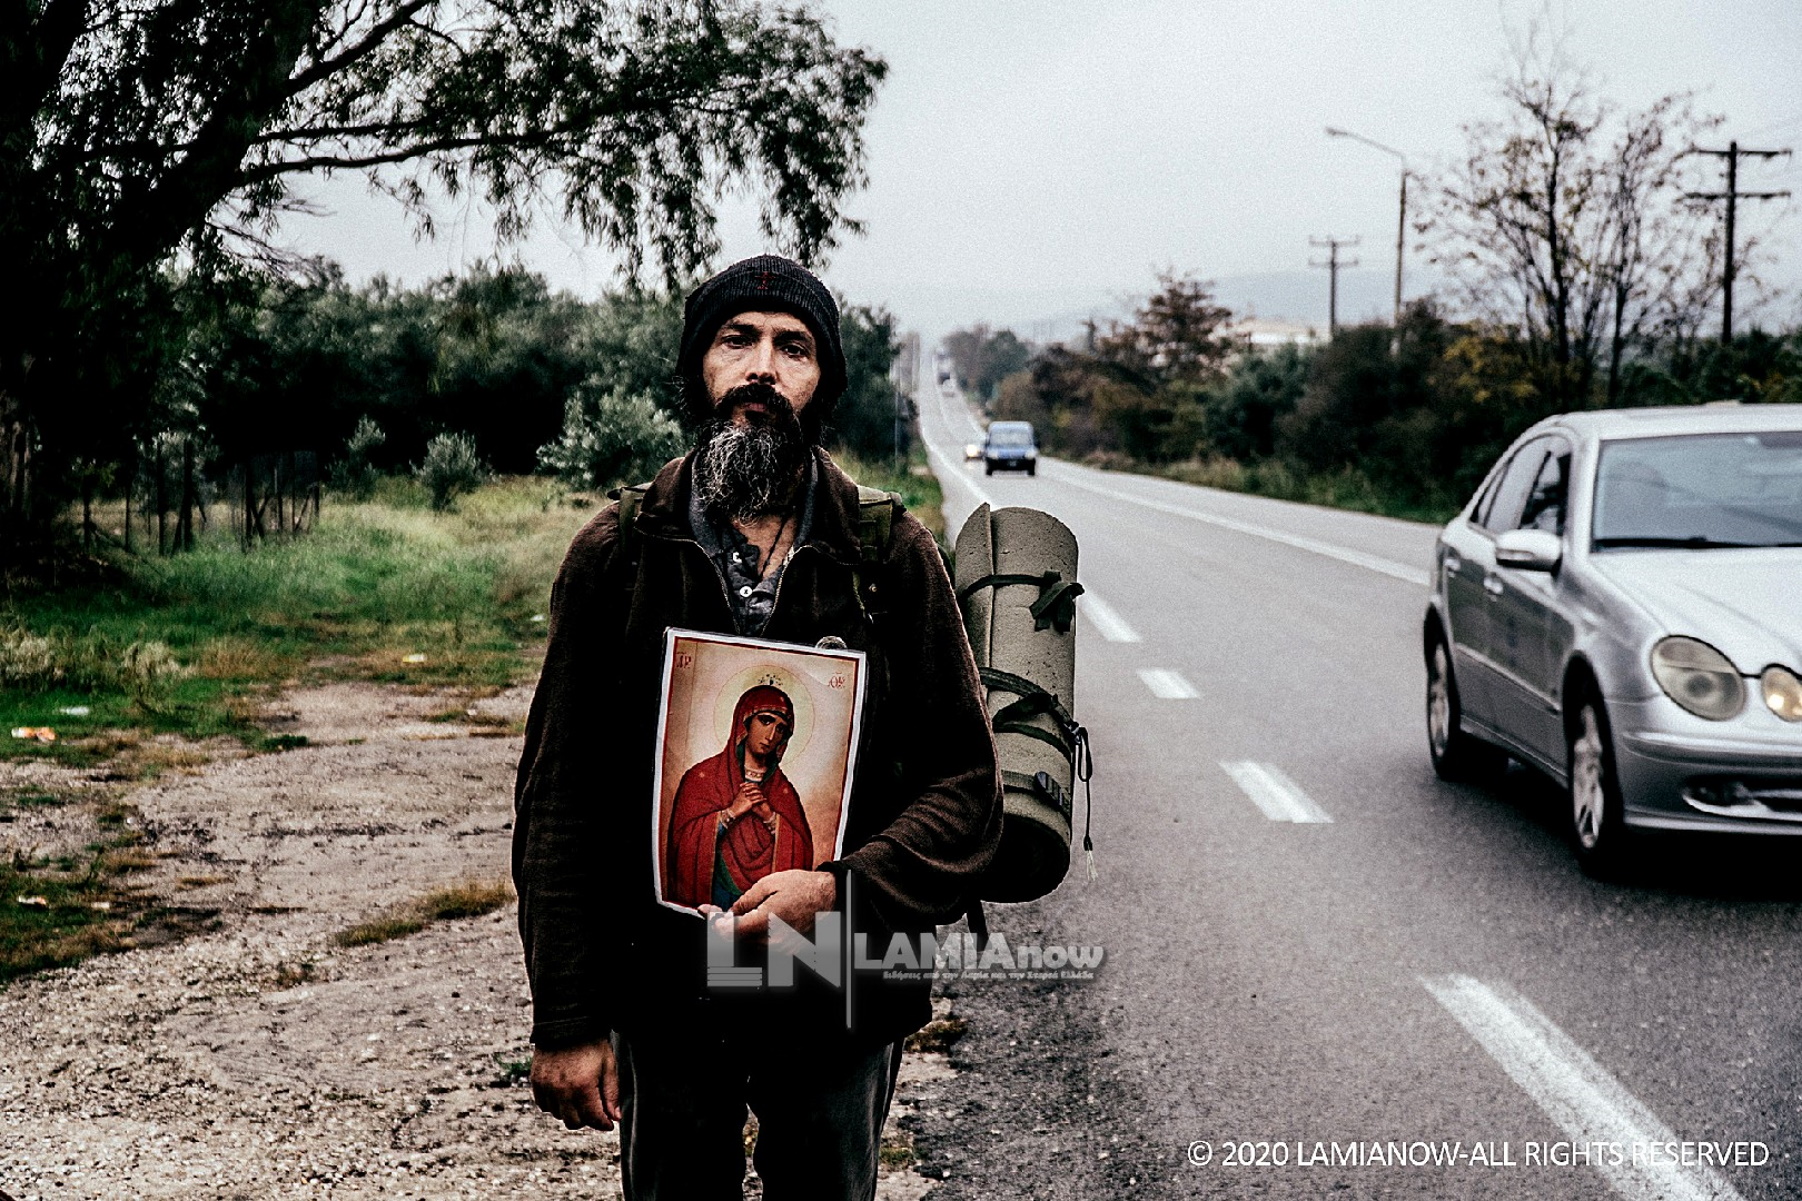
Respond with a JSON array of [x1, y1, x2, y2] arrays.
[[665, 684, 813, 911], [513, 255, 1001, 1200]]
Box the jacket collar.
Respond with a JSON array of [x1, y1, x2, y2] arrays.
[[635, 447, 867, 565]]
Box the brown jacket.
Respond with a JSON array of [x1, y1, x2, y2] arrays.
[[512, 449, 1001, 1049]]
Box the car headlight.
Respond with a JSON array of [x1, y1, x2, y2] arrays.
[[1762, 666, 1802, 722], [1650, 636, 1746, 721]]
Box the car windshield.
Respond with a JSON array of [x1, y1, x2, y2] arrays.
[[1592, 431, 1802, 550], [987, 425, 1034, 447]]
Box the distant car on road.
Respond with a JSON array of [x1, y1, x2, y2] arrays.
[[982, 421, 1038, 477], [1423, 405, 1802, 874]]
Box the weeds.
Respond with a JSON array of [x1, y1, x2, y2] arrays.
[[904, 1015, 968, 1054], [0, 794, 156, 984], [418, 880, 514, 920], [491, 1054, 532, 1087], [5, 477, 591, 762], [1148, 455, 1461, 524], [333, 878, 515, 947], [336, 914, 428, 947], [833, 448, 946, 542]]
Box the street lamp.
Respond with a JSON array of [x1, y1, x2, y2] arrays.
[[1325, 126, 1408, 328]]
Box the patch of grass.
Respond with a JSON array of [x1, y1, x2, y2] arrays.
[[1142, 455, 1461, 524], [419, 880, 514, 921], [878, 1130, 916, 1170], [6, 477, 592, 763], [491, 1053, 531, 1087], [335, 914, 427, 947], [334, 878, 515, 947], [833, 447, 946, 543], [904, 1015, 968, 1054], [0, 797, 159, 984]]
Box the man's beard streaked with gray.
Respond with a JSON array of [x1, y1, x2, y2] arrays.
[[694, 382, 811, 523]]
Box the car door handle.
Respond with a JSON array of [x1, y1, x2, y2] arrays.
[[1483, 575, 1505, 597], [1443, 551, 1463, 574]]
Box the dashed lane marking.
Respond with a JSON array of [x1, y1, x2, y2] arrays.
[[1422, 974, 1745, 1201], [1078, 591, 1142, 643], [1220, 761, 1332, 823], [1137, 668, 1199, 699]]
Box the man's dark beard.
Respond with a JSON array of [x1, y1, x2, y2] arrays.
[[693, 383, 811, 522]]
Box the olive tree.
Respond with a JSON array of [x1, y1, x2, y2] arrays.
[[0, 0, 886, 566]]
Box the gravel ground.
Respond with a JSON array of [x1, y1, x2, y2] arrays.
[[0, 682, 948, 1201]]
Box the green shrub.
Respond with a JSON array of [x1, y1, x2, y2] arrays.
[[536, 383, 686, 492], [328, 416, 387, 499], [417, 432, 487, 511]]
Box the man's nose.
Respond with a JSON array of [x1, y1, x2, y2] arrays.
[[745, 337, 777, 382]]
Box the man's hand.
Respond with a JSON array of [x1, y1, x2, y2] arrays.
[[728, 869, 837, 940], [529, 1040, 621, 1132]]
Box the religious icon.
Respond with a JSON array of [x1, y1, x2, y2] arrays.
[[652, 629, 866, 914]]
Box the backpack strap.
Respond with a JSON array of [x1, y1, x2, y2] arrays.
[[955, 570, 1085, 633], [852, 485, 898, 620], [611, 483, 649, 535], [609, 483, 651, 586]]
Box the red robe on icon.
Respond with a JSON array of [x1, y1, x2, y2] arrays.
[[665, 686, 813, 909]]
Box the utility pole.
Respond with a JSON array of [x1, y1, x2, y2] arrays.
[[1325, 127, 1408, 326], [1684, 141, 1791, 343], [1309, 236, 1360, 336]]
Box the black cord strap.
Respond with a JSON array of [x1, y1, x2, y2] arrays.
[[956, 571, 1086, 633]]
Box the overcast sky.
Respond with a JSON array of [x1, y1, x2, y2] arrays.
[[288, 0, 1802, 342]]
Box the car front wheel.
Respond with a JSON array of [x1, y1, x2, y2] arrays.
[[1568, 695, 1631, 877], [1426, 635, 1504, 782]]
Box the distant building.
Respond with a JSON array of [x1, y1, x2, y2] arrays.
[[1230, 317, 1324, 348]]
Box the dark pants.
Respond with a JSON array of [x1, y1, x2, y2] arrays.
[[613, 1027, 904, 1201]]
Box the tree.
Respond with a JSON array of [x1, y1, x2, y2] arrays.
[[1084, 272, 1238, 460], [942, 325, 1032, 404], [537, 385, 686, 495], [1, 0, 886, 567], [1204, 343, 1311, 462], [828, 303, 906, 462], [1092, 272, 1237, 393], [1424, 31, 1720, 408]]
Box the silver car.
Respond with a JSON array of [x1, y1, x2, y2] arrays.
[[1423, 404, 1802, 874]]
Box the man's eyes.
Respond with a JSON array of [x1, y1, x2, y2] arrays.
[[717, 331, 811, 358]]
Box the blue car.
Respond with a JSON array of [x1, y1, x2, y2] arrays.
[[983, 422, 1038, 477]]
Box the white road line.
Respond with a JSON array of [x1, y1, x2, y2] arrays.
[[1051, 469, 1430, 587], [1422, 975, 1745, 1201], [925, 440, 995, 510], [1220, 761, 1333, 823], [1137, 668, 1198, 700], [1078, 591, 1142, 643]]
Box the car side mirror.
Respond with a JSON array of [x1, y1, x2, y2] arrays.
[[1494, 528, 1563, 572]]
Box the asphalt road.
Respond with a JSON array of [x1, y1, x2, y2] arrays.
[[903, 378, 1802, 1200]]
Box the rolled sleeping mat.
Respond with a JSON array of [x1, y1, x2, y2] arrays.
[[953, 503, 1084, 902]]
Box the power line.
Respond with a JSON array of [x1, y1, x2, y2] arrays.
[[1309, 236, 1360, 336], [1684, 141, 1792, 343]]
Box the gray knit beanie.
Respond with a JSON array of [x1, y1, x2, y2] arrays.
[[678, 255, 846, 432]]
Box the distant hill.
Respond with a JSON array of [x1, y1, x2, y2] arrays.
[[896, 269, 1428, 348]]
